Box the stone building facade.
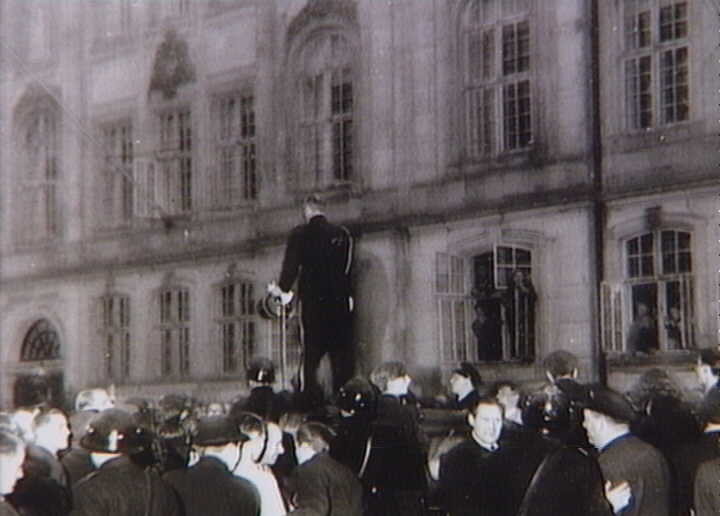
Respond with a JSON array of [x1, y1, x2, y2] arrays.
[[0, 0, 716, 407]]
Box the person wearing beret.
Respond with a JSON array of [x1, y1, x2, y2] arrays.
[[163, 415, 261, 516], [582, 385, 670, 516]]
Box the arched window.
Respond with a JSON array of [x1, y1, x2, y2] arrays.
[[21, 319, 61, 362], [16, 100, 60, 245], [296, 32, 355, 187], [602, 229, 694, 353], [436, 244, 536, 363]]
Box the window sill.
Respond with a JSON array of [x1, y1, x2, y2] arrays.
[[607, 120, 704, 153], [605, 348, 696, 368]]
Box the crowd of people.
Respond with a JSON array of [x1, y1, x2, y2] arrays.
[[1, 349, 720, 515]]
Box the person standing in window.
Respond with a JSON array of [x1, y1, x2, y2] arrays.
[[268, 195, 354, 410], [503, 270, 537, 361], [627, 302, 659, 356]]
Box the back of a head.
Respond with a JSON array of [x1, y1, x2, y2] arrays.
[[296, 421, 335, 453], [543, 350, 579, 379], [337, 377, 378, 418], [522, 385, 572, 435], [193, 415, 243, 447], [453, 362, 483, 389], [75, 388, 114, 412], [80, 408, 150, 455], [247, 357, 276, 385], [370, 361, 407, 392]]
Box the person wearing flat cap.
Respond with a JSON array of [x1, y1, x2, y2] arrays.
[[163, 415, 261, 516], [582, 385, 670, 516]]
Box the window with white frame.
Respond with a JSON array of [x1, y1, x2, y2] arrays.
[[297, 32, 354, 187], [100, 121, 134, 228], [100, 294, 131, 381], [218, 280, 256, 374], [159, 287, 191, 377], [211, 91, 257, 208], [156, 108, 192, 215], [16, 104, 60, 245], [623, 0, 689, 130], [602, 229, 694, 353], [462, 0, 532, 158], [436, 245, 536, 364]]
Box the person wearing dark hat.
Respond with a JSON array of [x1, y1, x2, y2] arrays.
[[233, 357, 290, 424], [163, 415, 260, 515], [268, 194, 354, 409], [582, 385, 670, 516], [448, 362, 483, 411], [69, 408, 182, 516], [287, 421, 363, 516]]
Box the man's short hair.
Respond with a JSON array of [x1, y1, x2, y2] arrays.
[[469, 396, 505, 417], [75, 388, 111, 412], [543, 350, 579, 378], [699, 348, 720, 376], [296, 422, 335, 453], [303, 194, 325, 211], [370, 361, 408, 392]]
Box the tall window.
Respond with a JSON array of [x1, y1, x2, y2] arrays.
[[159, 287, 191, 377], [100, 294, 131, 380], [211, 91, 257, 208], [157, 109, 192, 214], [297, 33, 354, 187], [437, 245, 536, 363], [218, 281, 256, 374], [462, 0, 532, 158], [98, 0, 132, 40], [602, 229, 694, 352], [17, 105, 59, 245], [623, 0, 689, 130], [101, 121, 133, 227]]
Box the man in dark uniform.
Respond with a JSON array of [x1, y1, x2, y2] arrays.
[[163, 415, 260, 515], [70, 408, 182, 516], [269, 194, 354, 408], [582, 384, 670, 516], [288, 421, 363, 515]]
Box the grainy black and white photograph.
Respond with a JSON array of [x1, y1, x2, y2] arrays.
[[0, 0, 717, 515]]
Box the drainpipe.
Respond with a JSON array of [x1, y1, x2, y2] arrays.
[[589, 0, 607, 384]]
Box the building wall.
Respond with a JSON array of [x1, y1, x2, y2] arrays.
[[0, 0, 714, 406]]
